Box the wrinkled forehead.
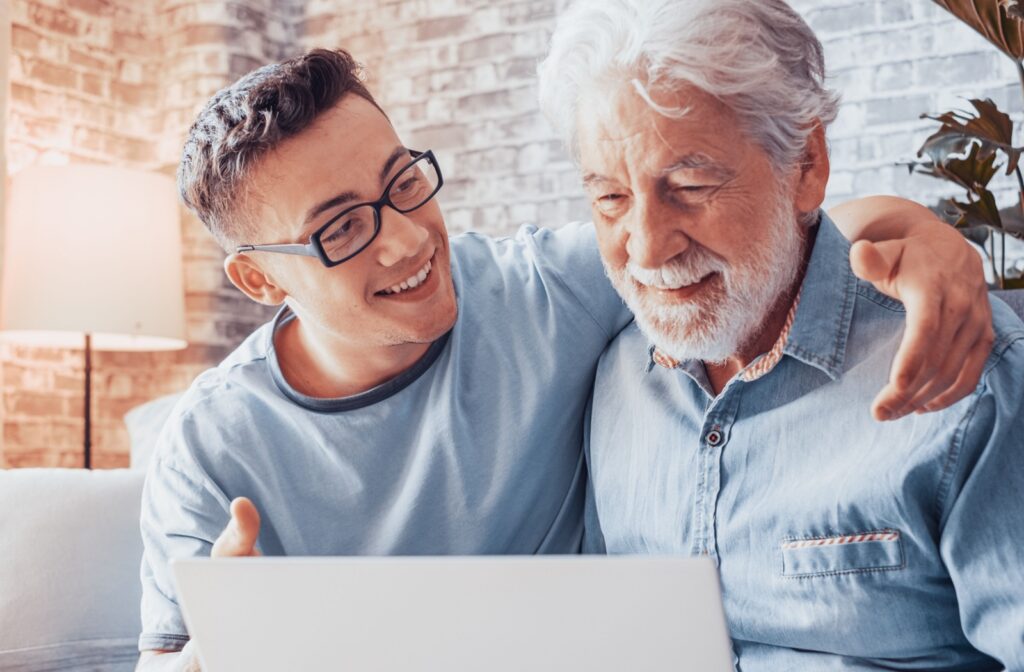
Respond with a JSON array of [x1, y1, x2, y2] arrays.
[[575, 80, 744, 181]]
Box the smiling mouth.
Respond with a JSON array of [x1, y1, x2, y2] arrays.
[[641, 272, 716, 298], [376, 256, 434, 297]]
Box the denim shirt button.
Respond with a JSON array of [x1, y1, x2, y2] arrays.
[[706, 430, 723, 446]]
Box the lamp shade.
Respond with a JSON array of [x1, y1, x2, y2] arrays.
[[1, 165, 187, 351]]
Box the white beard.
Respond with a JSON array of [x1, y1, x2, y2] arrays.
[[606, 191, 807, 365]]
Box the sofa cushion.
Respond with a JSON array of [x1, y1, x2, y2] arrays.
[[125, 392, 182, 471], [993, 289, 1024, 320], [0, 468, 145, 671]]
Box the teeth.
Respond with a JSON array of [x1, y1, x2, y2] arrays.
[[641, 273, 710, 291], [382, 260, 433, 296]]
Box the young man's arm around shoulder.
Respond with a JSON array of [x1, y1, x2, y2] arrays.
[[137, 498, 262, 672]]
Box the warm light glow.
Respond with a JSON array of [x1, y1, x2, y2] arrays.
[[0, 165, 188, 351]]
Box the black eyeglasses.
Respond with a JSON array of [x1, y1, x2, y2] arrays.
[[236, 149, 444, 267]]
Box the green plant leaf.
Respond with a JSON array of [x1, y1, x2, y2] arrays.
[[929, 198, 994, 244], [916, 132, 976, 169], [950, 188, 1004, 230], [920, 98, 1020, 174], [932, 0, 1024, 59], [930, 142, 1000, 191]]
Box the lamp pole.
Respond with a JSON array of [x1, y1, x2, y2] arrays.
[[84, 332, 91, 469], [1, 166, 188, 470]]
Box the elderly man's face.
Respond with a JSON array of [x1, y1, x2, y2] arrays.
[[578, 82, 824, 363]]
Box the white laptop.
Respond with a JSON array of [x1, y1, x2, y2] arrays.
[[172, 555, 734, 672]]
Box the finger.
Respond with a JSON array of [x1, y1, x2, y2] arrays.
[[854, 238, 938, 419], [850, 239, 903, 288], [900, 318, 980, 413], [896, 283, 991, 415], [905, 292, 991, 412], [180, 640, 204, 672], [915, 324, 993, 413], [873, 292, 946, 419], [905, 276, 991, 411], [211, 497, 261, 558], [894, 287, 980, 410]]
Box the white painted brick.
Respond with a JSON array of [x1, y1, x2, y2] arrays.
[[10, 0, 1022, 467]]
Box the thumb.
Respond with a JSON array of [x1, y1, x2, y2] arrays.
[[850, 239, 904, 289], [211, 497, 261, 558]]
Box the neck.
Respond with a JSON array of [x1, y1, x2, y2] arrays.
[[704, 230, 815, 395], [274, 311, 431, 399]]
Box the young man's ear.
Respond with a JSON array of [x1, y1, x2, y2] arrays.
[[224, 254, 288, 306], [793, 121, 830, 218]]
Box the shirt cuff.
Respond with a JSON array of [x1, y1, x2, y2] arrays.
[[138, 632, 190, 652]]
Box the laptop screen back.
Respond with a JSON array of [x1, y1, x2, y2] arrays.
[[172, 555, 733, 672]]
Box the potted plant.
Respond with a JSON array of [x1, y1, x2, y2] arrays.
[[911, 0, 1024, 289]]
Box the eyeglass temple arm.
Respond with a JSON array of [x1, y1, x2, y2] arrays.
[[235, 243, 317, 257]]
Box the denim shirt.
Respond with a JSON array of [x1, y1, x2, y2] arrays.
[[586, 215, 1024, 670]]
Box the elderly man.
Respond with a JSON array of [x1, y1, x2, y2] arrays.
[[540, 0, 1024, 668], [140, 41, 997, 671]]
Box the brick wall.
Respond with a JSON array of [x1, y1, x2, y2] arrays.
[[0, 0, 8, 463], [297, 0, 586, 236], [3, 0, 1019, 467], [791, 0, 1024, 274], [1, 0, 293, 468], [299, 0, 1023, 263]]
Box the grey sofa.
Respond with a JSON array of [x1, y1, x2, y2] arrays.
[[1, 293, 1021, 672], [0, 468, 145, 672], [995, 289, 1024, 322], [0, 393, 179, 672]]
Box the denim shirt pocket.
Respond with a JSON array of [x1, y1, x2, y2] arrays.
[[781, 530, 904, 578]]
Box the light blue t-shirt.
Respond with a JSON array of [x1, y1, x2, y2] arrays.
[[138, 223, 630, 652]]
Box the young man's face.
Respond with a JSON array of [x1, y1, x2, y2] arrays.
[[233, 94, 458, 349]]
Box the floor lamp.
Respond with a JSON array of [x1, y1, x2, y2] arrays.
[[1, 165, 188, 468]]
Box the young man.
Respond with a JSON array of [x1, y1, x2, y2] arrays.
[[137, 49, 992, 670]]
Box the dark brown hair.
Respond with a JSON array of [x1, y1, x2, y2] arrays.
[[177, 48, 383, 249]]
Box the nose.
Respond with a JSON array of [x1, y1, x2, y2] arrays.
[[374, 206, 430, 267], [624, 197, 690, 269]]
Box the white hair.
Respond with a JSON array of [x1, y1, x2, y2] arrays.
[[537, 0, 840, 170]]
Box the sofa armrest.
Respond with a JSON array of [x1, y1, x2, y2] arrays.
[[0, 468, 145, 671]]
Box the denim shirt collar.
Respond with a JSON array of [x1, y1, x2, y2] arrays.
[[782, 212, 858, 381]]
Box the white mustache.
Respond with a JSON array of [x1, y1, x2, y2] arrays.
[[627, 248, 726, 290]]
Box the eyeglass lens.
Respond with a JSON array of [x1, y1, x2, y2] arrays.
[[318, 155, 441, 263]]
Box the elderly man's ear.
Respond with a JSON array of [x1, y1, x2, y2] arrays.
[[793, 122, 830, 220], [224, 253, 289, 306]]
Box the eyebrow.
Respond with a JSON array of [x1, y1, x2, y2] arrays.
[[581, 153, 736, 190], [301, 146, 410, 228], [581, 173, 615, 189], [661, 153, 736, 181]]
